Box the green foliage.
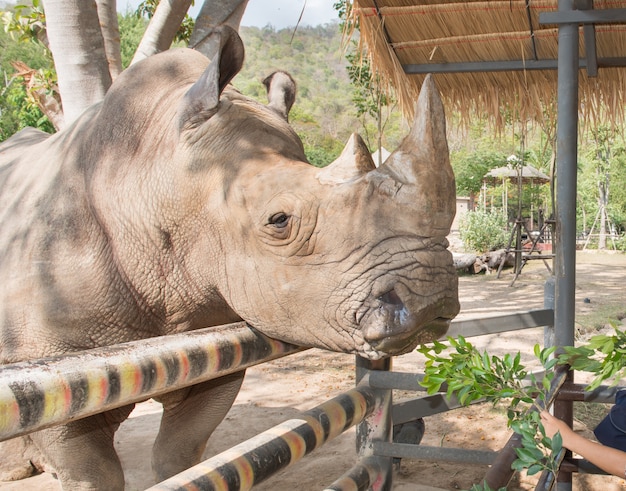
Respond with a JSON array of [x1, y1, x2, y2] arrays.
[[577, 128, 626, 236], [459, 210, 508, 253], [118, 12, 147, 68], [451, 148, 507, 197], [302, 138, 344, 168], [0, 5, 149, 138], [233, 24, 404, 166], [418, 329, 626, 485], [333, 1, 352, 29], [418, 337, 561, 481], [0, 75, 54, 139], [345, 47, 383, 120], [614, 234, 626, 252], [333, 1, 398, 154], [1, 2, 51, 72], [418, 337, 556, 411], [1, 0, 45, 46], [0, 5, 55, 141], [469, 483, 506, 491], [558, 325, 626, 391]]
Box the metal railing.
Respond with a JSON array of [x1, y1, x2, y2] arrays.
[[0, 323, 304, 441], [3, 307, 605, 490]]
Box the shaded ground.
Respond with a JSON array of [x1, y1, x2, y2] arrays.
[[2, 251, 626, 490]]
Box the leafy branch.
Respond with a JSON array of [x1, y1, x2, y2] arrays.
[[418, 327, 626, 490], [558, 324, 626, 391], [417, 337, 560, 489], [2, 0, 47, 47]]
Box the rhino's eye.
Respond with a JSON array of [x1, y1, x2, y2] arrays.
[[268, 212, 290, 228]]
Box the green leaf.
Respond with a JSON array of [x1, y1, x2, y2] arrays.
[[526, 463, 545, 476], [543, 357, 558, 370], [515, 447, 542, 464], [551, 431, 563, 455], [482, 351, 491, 369], [458, 384, 473, 405], [511, 458, 527, 472]]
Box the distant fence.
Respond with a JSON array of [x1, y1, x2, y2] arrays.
[[1, 308, 617, 490]]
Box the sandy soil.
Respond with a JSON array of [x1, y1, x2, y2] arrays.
[[2, 251, 626, 490]]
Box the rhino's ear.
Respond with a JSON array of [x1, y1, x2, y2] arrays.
[[317, 133, 376, 184], [179, 25, 244, 130], [262, 71, 296, 121]]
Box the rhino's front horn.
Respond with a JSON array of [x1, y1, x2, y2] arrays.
[[317, 133, 376, 184], [372, 74, 456, 236]]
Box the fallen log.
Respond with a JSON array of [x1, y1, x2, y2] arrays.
[[452, 252, 477, 271], [485, 249, 515, 270]]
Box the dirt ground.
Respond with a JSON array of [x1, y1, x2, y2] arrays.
[[2, 251, 626, 490]]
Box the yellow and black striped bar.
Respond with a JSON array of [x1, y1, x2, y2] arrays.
[[323, 456, 384, 490], [148, 386, 378, 491], [0, 322, 304, 441]]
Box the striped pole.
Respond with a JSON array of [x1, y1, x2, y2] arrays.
[[147, 386, 378, 491], [323, 456, 384, 491], [0, 322, 304, 441]]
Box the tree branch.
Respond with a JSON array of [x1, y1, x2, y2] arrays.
[[189, 0, 249, 59], [95, 0, 123, 79], [131, 0, 193, 65]]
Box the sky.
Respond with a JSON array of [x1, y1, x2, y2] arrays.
[[117, 0, 339, 29]]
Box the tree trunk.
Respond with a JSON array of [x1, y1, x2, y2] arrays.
[[43, 0, 111, 127], [597, 171, 609, 250], [95, 0, 123, 79], [189, 0, 249, 58], [131, 0, 194, 65]]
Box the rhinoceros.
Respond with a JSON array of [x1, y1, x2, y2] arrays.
[[0, 26, 459, 489]]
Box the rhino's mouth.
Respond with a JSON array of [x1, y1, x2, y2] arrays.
[[359, 286, 458, 357]]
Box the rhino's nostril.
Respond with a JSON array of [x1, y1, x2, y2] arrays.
[[379, 289, 404, 306]]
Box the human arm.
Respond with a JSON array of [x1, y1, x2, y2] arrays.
[[540, 410, 626, 478]]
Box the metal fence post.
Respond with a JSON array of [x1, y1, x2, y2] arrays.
[[554, 0, 579, 488], [544, 277, 555, 349], [355, 356, 392, 491]]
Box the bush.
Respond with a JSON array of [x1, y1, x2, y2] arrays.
[[459, 210, 508, 253], [0, 77, 55, 142], [614, 234, 626, 252]]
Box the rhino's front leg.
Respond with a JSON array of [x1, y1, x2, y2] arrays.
[[152, 370, 246, 482], [29, 404, 135, 491]]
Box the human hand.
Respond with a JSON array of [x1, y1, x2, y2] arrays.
[[540, 410, 571, 440]]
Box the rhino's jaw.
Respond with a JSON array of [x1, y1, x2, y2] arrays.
[[359, 287, 458, 358]]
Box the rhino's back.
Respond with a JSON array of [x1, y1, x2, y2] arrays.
[[0, 126, 50, 153], [0, 127, 63, 235], [0, 123, 116, 362], [0, 127, 50, 181]]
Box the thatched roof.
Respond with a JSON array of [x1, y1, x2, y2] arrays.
[[352, 0, 626, 129], [485, 164, 550, 183]]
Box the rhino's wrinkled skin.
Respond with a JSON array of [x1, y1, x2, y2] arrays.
[[0, 27, 458, 489]]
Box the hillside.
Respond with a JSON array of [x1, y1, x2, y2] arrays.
[[234, 23, 374, 166], [0, 15, 403, 164]]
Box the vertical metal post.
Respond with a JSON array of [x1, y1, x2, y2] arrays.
[[554, 0, 579, 489], [544, 276, 555, 349], [555, 0, 578, 349], [356, 356, 393, 491]]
